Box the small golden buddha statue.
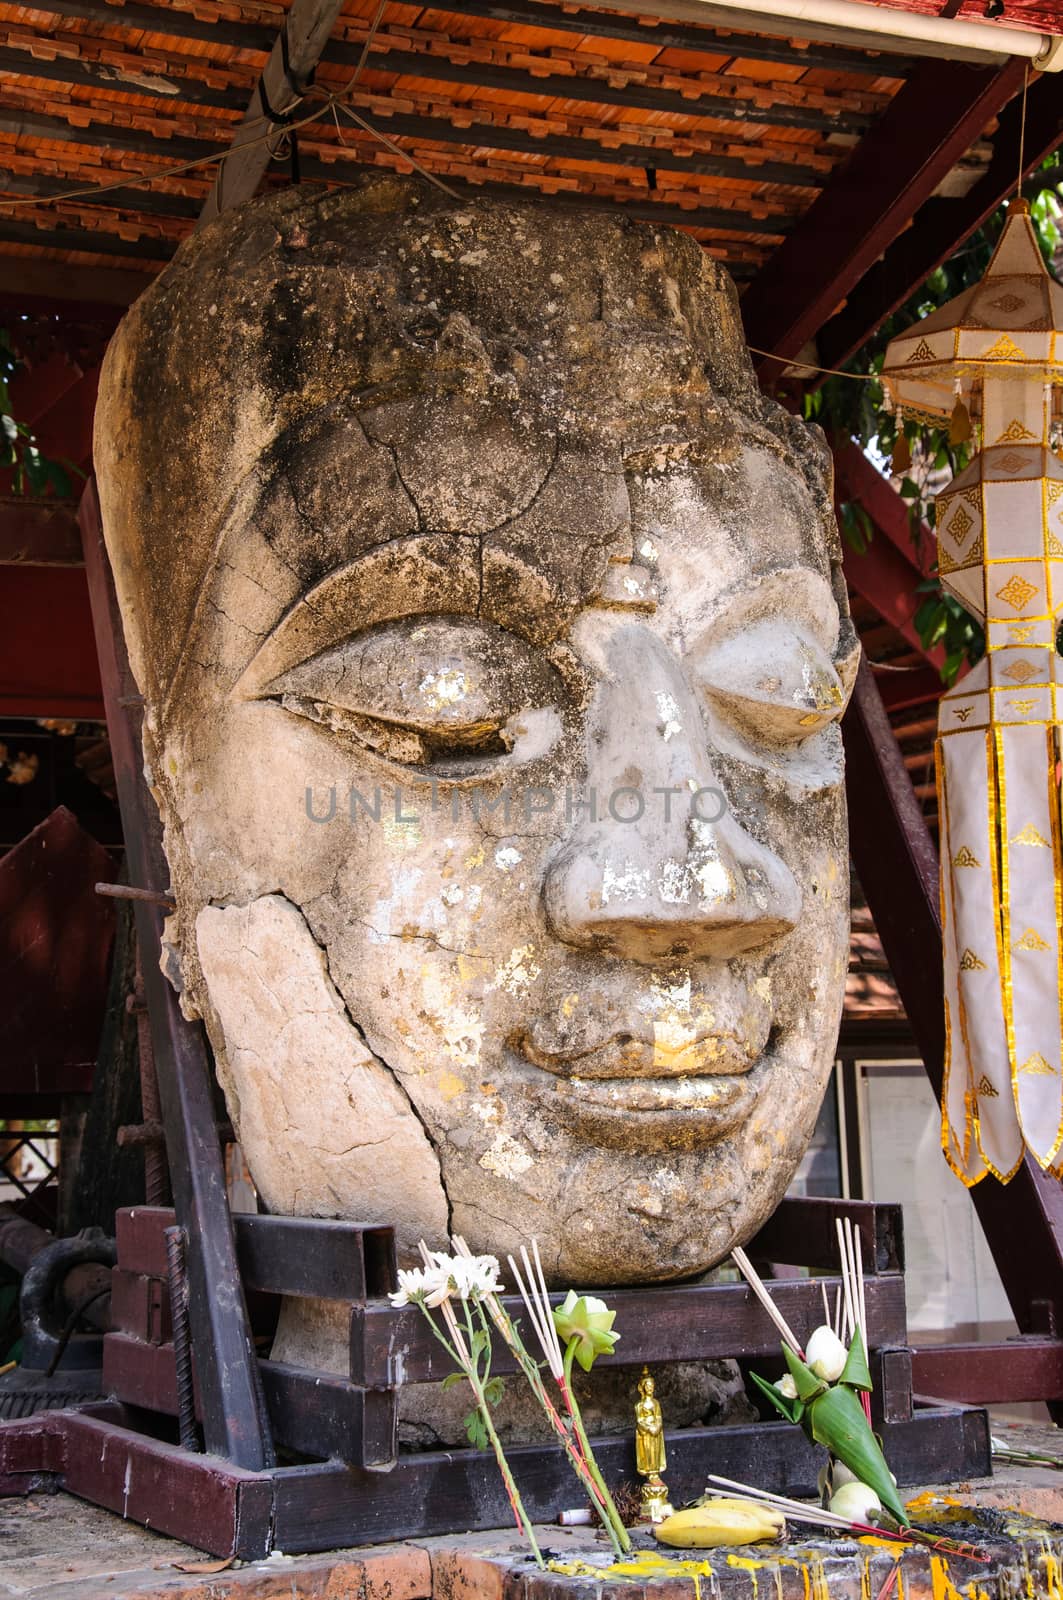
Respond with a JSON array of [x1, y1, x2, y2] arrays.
[[634, 1367, 673, 1523]]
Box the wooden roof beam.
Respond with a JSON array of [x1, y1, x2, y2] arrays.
[[15, 0, 913, 78], [197, 0, 345, 226], [0, 38, 875, 138], [0, 108, 803, 227], [817, 70, 1063, 372], [739, 56, 1028, 373]]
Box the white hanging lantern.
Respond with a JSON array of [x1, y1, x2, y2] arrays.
[[881, 200, 1063, 1185]]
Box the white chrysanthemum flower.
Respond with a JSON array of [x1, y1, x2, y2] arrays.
[[775, 1373, 799, 1399], [805, 1324, 848, 1383], [431, 1251, 504, 1300], [389, 1266, 451, 1309]]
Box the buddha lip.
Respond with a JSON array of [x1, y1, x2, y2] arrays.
[[505, 1046, 762, 1142], [551, 1072, 754, 1113], [512, 1029, 760, 1080]]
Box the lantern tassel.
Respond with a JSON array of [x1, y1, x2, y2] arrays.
[[891, 406, 911, 474], [948, 396, 972, 446]]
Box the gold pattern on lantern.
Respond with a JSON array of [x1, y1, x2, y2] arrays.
[[977, 1074, 1000, 1097], [997, 452, 1031, 474], [1047, 531, 1063, 557], [948, 506, 973, 544], [953, 846, 981, 868], [1019, 1052, 1057, 1076], [996, 574, 1039, 610], [1012, 824, 1050, 847], [959, 948, 987, 971], [1009, 698, 1039, 713], [953, 705, 974, 721], [987, 293, 1025, 314], [906, 338, 936, 363], [1003, 659, 1040, 683], [997, 418, 1038, 442], [1008, 624, 1036, 643], [1014, 927, 1051, 952], [982, 333, 1027, 360]]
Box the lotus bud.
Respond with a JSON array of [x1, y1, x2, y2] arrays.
[[805, 1324, 847, 1382], [830, 1459, 859, 1490], [829, 1481, 882, 1524], [775, 1374, 798, 1400]]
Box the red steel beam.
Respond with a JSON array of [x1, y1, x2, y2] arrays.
[[835, 441, 936, 579], [842, 534, 946, 668], [8, 351, 84, 428], [912, 1340, 1063, 1405], [819, 71, 1063, 373], [0, 496, 82, 565], [740, 56, 1027, 374], [0, 566, 103, 717]]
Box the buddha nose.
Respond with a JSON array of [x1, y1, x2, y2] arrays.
[[543, 625, 801, 961]]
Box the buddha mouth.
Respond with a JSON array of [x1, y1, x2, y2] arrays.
[[511, 1025, 763, 1079], [507, 1024, 770, 1148]]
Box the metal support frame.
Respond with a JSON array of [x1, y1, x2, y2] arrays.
[[77, 481, 274, 1470]]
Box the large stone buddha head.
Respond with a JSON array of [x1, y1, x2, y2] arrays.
[[96, 178, 858, 1286]]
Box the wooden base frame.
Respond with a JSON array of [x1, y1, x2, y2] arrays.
[[0, 1399, 990, 1560], [0, 483, 994, 1558]]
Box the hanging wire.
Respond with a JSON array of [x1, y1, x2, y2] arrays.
[[745, 345, 880, 382], [1016, 62, 1029, 201]]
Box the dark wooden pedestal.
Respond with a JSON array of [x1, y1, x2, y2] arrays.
[[0, 1194, 990, 1558]]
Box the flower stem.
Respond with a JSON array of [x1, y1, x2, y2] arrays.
[[561, 1341, 632, 1554], [467, 1365, 544, 1567]]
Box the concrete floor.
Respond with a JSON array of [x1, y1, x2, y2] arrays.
[[1, 1426, 1061, 1600]]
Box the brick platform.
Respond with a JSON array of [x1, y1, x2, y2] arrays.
[[2, 1444, 1062, 1600]]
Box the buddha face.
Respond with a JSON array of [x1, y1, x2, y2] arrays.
[[96, 180, 858, 1285]]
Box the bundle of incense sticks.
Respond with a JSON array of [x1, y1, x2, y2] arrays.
[[703, 1476, 989, 1563], [835, 1216, 872, 1424]]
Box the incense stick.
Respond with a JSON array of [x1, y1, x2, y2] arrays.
[[732, 1247, 803, 1355]]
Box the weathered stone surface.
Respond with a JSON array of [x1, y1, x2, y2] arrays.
[[397, 1359, 756, 1450], [95, 177, 860, 1337]]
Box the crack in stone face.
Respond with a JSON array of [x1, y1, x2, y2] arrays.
[[96, 177, 857, 1326], [195, 892, 451, 1241]]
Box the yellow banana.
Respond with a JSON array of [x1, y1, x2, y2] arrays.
[[654, 1498, 786, 1549]]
